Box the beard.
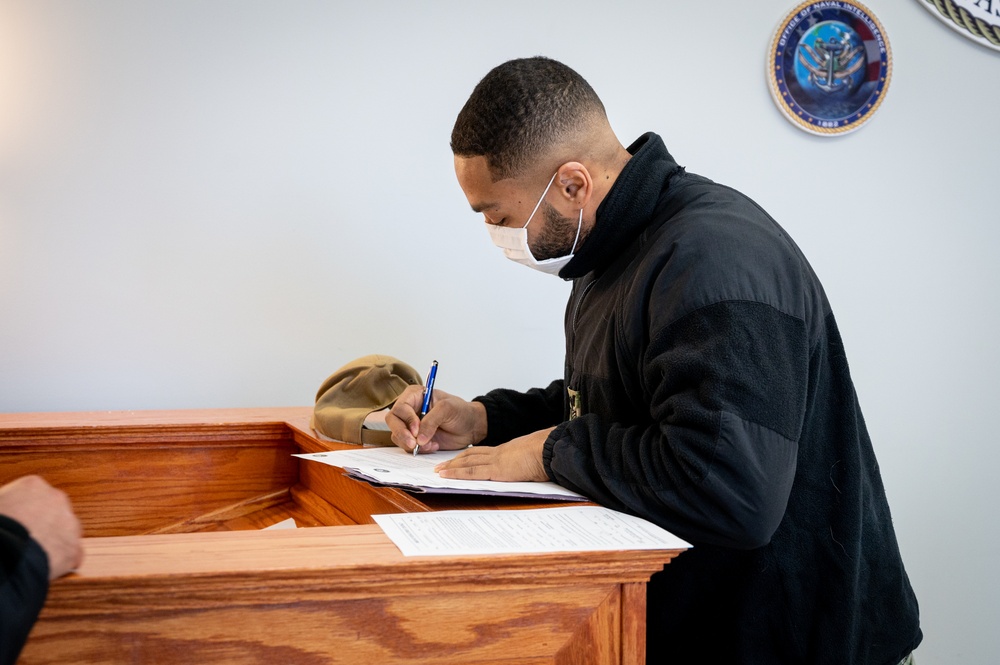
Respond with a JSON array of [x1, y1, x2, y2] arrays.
[[530, 202, 583, 261]]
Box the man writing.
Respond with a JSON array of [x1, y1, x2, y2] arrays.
[[387, 56, 921, 664]]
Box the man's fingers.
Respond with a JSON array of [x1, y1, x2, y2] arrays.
[[435, 448, 495, 479], [436, 459, 494, 480], [387, 385, 428, 450], [414, 406, 449, 446], [386, 412, 415, 450], [0, 475, 86, 579], [412, 388, 457, 443], [434, 432, 549, 482], [386, 412, 416, 449], [387, 386, 483, 452], [436, 464, 490, 480]]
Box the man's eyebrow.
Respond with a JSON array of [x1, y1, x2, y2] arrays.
[[470, 202, 498, 214]]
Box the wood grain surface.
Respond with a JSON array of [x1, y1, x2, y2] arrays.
[[22, 525, 675, 664], [2, 408, 684, 664]]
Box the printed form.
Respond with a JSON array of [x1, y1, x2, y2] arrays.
[[372, 506, 692, 557]]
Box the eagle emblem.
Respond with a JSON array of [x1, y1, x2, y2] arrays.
[[798, 31, 866, 94]]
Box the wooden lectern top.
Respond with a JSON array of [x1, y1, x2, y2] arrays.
[[1, 408, 685, 665]]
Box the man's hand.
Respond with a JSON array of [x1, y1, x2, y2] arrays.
[[386, 385, 487, 454], [0, 475, 84, 580], [434, 428, 553, 482]]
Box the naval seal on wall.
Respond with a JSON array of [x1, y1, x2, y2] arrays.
[[767, 1, 893, 136]]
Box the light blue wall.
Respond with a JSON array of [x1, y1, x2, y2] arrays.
[[1, 1, 997, 660]]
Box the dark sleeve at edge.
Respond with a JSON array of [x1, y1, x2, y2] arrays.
[[473, 379, 565, 446], [0, 515, 50, 665]]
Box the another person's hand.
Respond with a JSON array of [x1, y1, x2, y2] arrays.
[[0, 475, 83, 580], [434, 428, 553, 482], [386, 385, 487, 454]]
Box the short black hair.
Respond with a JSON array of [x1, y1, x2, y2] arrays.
[[451, 57, 606, 180]]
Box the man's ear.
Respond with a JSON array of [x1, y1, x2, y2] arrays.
[[555, 162, 593, 210]]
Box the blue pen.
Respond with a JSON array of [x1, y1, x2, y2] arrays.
[[414, 360, 438, 455]]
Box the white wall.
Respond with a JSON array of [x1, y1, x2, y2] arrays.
[[1, 1, 996, 660]]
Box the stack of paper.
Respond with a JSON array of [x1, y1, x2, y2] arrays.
[[294, 447, 587, 501]]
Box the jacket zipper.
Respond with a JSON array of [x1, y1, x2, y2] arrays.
[[569, 278, 599, 364]]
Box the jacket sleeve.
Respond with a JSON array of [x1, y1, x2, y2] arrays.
[[0, 515, 50, 665], [473, 379, 565, 446], [543, 300, 809, 549]]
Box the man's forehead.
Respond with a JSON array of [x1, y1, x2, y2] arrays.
[[455, 155, 501, 187], [455, 155, 520, 211]]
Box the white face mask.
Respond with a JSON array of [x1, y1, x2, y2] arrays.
[[485, 172, 583, 276]]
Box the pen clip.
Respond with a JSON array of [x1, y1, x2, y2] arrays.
[[419, 360, 438, 418]]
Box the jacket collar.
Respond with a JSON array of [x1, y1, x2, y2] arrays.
[[559, 132, 682, 279]]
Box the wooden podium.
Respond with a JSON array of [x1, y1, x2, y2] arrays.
[[0, 409, 685, 664]]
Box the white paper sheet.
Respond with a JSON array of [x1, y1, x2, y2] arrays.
[[372, 506, 692, 557], [294, 447, 586, 501]]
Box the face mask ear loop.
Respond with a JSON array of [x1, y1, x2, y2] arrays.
[[523, 172, 559, 229], [569, 208, 583, 254]]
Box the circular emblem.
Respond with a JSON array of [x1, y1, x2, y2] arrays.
[[767, 1, 893, 136], [918, 0, 1000, 52]]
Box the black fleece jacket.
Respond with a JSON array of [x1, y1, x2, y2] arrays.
[[475, 133, 921, 664], [1, 515, 48, 665]]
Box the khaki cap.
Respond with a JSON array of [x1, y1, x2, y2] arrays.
[[311, 354, 422, 446]]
